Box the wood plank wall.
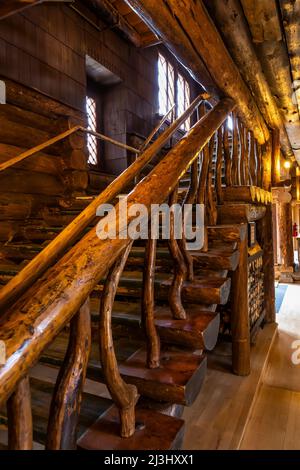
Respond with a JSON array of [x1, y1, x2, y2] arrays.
[[0, 1, 158, 174]]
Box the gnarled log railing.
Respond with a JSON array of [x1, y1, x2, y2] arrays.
[[0, 94, 205, 312], [0, 97, 235, 449]]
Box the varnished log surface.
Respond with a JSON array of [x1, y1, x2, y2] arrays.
[[217, 204, 266, 224], [142, 237, 160, 368], [77, 405, 185, 451], [119, 347, 207, 406], [167, 186, 187, 320], [99, 243, 138, 438], [46, 299, 91, 450], [6, 375, 32, 450], [207, 224, 247, 243], [109, 304, 220, 350], [231, 230, 250, 376]]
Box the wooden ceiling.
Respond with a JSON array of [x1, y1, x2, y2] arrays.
[[82, 0, 160, 48], [110, 0, 159, 47]]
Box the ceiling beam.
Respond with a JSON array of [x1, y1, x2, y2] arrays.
[[279, 1, 300, 159], [124, 0, 269, 145], [203, 0, 294, 160], [241, 0, 300, 164], [84, 0, 145, 48]]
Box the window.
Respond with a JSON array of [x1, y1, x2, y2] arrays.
[[178, 73, 190, 131], [158, 53, 190, 131], [86, 96, 98, 165], [158, 53, 175, 116]]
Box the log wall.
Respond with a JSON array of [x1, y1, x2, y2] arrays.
[[0, 1, 160, 174]]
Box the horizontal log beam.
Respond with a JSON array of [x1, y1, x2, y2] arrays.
[[203, 0, 294, 160], [124, 0, 269, 144], [241, 0, 300, 163], [0, 97, 235, 405]]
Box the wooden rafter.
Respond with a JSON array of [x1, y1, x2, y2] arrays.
[[124, 0, 269, 145]]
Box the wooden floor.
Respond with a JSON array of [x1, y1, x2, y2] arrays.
[[183, 283, 300, 450], [240, 284, 300, 450], [182, 323, 277, 449]]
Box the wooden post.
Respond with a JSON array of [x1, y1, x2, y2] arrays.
[[257, 205, 276, 323], [279, 202, 294, 269], [99, 244, 139, 438], [7, 376, 33, 450], [272, 129, 281, 187], [223, 121, 233, 186], [215, 127, 224, 204], [46, 298, 91, 450], [232, 112, 240, 185], [168, 186, 187, 320], [142, 236, 161, 369], [231, 225, 251, 376]]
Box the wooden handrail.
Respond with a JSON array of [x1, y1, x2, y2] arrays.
[[0, 97, 235, 406], [0, 126, 140, 173], [0, 94, 205, 311]]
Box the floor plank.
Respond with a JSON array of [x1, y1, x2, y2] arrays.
[[240, 284, 300, 450], [182, 323, 277, 449]]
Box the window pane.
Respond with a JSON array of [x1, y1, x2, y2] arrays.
[[178, 73, 190, 131], [158, 53, 168, 115], [86, 96, 98, 165]]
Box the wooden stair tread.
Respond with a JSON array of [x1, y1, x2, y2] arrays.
[[107, 303, 220, 350], [41, 334, 206, 406], [217, 204, 267, 224], [192, 248, 239, 271], [93, 274, 231, 305], [118, 347, 207, 405], [77, 404, 185, 451], [207, 224, 247, 242]]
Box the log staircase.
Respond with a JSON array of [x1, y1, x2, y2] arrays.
[[0, 95, 272, 450]]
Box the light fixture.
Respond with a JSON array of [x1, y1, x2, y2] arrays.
[[283, 160, 291, 170]]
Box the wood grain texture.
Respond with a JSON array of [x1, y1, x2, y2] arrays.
[[142, 236, 160, 368], [99, 243, 139, 438], [46, 298, 91, 450], [231, 228, 251, 376], [7, 375, 32, 450]]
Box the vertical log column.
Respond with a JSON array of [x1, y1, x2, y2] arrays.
[[7, 376, 33, 450], [142, 236, 161, 369], [223, 119, 233, 187], [272, 129, 281, 187], [46, 298, 91, 450], [168, 186, 187, 320], [99, 243, 139, 438], [231, 225, 251, 376], [232, 112, 240, 185], [257, 205, 276, 323]]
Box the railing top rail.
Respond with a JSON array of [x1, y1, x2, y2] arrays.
[[0, 93, 206, 312]]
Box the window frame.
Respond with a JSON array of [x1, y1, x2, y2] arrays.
[[157, 50, 192, 131]]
